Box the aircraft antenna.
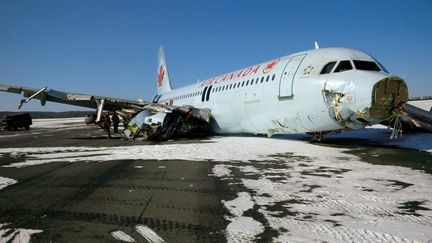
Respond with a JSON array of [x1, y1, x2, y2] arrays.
[[314, 41, 320, 49]]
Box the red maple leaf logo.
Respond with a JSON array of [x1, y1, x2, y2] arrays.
[[157, 65, 165, 87], [263, 59, 280, 74]]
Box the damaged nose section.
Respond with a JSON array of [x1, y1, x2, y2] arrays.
[[369, 77, 408, 121], [322, 77, 408, 130]]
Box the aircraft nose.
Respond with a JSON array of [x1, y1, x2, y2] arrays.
[[322, 75, 408, 129], [368, 76, 408, 121]]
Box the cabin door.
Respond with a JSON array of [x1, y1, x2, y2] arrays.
[[279, 54, 306, 99]]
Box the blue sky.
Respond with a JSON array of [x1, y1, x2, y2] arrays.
[[1, 0, 431, 111]]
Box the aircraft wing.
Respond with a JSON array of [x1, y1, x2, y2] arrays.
[[0, 83, 150, 111], [0, 83, 212, 140]]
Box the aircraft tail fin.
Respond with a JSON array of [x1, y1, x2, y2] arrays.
[[157, 46, 172, 95]]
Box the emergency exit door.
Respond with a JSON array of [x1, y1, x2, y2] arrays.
[[279, 54, 306, 99]]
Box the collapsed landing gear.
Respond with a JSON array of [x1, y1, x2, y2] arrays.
[[311, 132, 324, 142], [307, 131, 334, 142]]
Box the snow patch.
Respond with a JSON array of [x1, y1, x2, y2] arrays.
[[111, 230, 135, 242], [210, 140, 432, 242], [212, 164, 232, 177], [135, 225, 165, 243], [223, 192, 254, 217], [0, 223, 42, 243], [0, 137, 351, 168], [329, 125, 432, 152], [226, 216, 264, 243], [408, 100, 432, 111], [0, 177, 17, 190], [31, 117, 85, 129]]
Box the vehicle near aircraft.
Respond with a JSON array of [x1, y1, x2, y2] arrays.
[[0, 44, 428, 140], [1, 113, 32, 131]]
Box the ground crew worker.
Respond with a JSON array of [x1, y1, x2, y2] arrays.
[[99, 113, 111, 139], [111, 113, 120, 133]]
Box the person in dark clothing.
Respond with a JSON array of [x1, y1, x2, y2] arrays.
[[99, 113, 111, 139], [111, 113, 120, 133]]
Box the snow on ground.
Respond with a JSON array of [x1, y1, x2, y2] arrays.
[[135, 225, 166, 243], [0, 136, 351, 167], [223, 193, 264, 242], [0, 134, 431, 241], [31, 117, 87, 129], [0, 176, 17, 190], [110, 225, 167, 243], [328, 125, 432, 152], [111, 230, 135, 242], [0, 109, 431, 241], [0, 223, 42, 243], [226, 216, 264, 243], [0, 127, 430, 168], [408, 100, 432, 111], [209, 137, 432, 242]]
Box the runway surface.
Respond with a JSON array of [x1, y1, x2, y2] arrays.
[[0, 117, 431, 242]]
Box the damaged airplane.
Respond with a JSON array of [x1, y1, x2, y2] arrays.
[[1, 45, 428, 140]]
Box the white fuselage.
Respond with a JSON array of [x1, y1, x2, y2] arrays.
[[158, 48, 406, 136]]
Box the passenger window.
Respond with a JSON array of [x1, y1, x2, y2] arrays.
[[246, 80, 249, 86], [241, 81, 245, 87], [334, 60, 353, 73], [256, 78, 259, 84], [320, 61, 337, 74], [266, 75, 270, 82], [272, 74, 276, 80], [229, 84, 232, 89], [261, 77, 264, 83]]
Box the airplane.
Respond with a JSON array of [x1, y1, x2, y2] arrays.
[[0, 44, 413, 140]]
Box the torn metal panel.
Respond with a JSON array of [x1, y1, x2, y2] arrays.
[[322, 80, 364, 129], [145, 112, 167, 126], [176, 106, 212, 123], [396, 103, 432, 133], [122, 105, 213, 140], [124, 110, 152, 139], [322, 77, 408, 130]]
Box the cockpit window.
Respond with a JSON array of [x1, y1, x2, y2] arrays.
[[353, 60, 381, 71], [320, 61, 337, 74], [334, 60, 353, 73]]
